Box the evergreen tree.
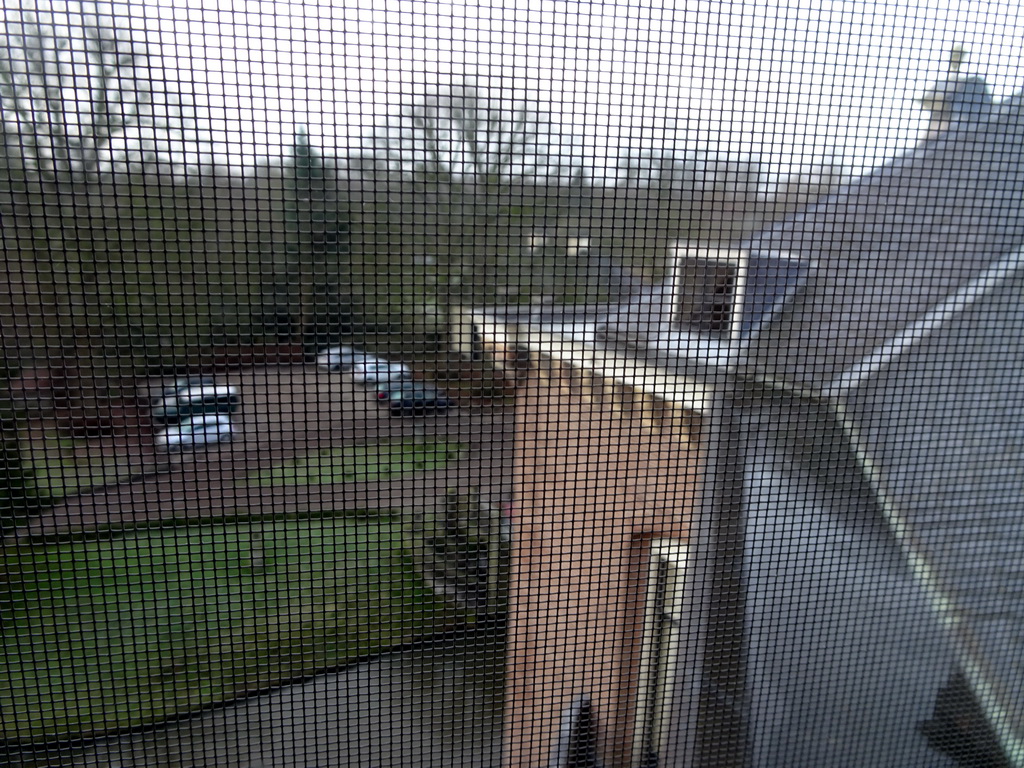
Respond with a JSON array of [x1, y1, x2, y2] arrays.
[[0, 373, 45, 534], [277, 128, 352, 350]]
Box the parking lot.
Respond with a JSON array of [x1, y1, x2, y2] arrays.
[[15, 364, 515, 539]]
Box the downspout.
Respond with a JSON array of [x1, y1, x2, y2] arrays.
[[691, 374, 750, 768]]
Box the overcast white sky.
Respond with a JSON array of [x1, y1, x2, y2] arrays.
[[50, 0, 1024, 172]]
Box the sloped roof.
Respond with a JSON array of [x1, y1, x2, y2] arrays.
[[742, 94, 1024, 390], [836, 271, 1024, 757], [738, 85, 1024, 760]]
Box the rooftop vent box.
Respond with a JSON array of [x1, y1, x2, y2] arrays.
[[669, 247, 809, 344]]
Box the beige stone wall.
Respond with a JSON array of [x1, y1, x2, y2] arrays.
[[505, 352, 702, 768]]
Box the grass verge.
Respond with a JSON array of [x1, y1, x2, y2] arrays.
[[19, 430, 134, 501], [0, 517, 456, 741], [254, 439, 464, 486]]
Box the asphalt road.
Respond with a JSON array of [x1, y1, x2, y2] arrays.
[[15, 365, 516, 539]]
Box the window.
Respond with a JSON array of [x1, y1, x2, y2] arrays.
[[634, 540, 697, 768]]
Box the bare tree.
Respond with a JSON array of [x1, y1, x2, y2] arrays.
[[362, 79, 576, 320], [373, 80, 553, 189], [0, 2, 185, 414], [0, 1, 158, 188]]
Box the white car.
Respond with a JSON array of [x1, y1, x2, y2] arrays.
[[316, 346, 362, 372], [150, 383, 241, 426], [155, 414, 235, 452], [350, 361, 414, 387]]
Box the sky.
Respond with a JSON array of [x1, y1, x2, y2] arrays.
[[18, 0, 1024, 173]]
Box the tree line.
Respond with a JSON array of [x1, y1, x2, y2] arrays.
[[0, 1, 848, 398], [0, 0, 852, 529]]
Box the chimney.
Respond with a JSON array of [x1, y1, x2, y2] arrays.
[[918, 75, 993, 139]]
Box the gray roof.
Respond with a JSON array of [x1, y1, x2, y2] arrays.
[[742, 93, 1024, 390], [835, 269, 1024, 752], [736, 85, 1024, 759], [742, 406, 958, 767], [471, 81, 1024, 762]]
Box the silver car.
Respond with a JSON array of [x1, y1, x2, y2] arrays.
[[350, 361, 414, 387], [150, 383, 241, 426], [155, 414, 235, 452], [316, 346, 362, 372]]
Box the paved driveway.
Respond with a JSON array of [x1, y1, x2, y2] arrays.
[[15, 365, 515, 538], [5, 367, 512, 767]]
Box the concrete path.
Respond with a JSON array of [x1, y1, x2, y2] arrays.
[[14, 631, 503, 768]]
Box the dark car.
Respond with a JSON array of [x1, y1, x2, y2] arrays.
[[376, 381, 455, 416]]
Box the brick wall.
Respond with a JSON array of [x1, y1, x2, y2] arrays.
[[506, 351, 702, 768]]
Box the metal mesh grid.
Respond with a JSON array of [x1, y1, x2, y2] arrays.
[[1, 2, 1022, 766]]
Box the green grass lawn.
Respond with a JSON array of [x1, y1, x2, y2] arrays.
[[0, 518, 456, 741], [254, 439, 464, 486], [19, 430, 134, 501]]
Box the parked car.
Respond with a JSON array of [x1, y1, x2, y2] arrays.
[[155, 413, 235, 452], [376, 381, 455, 416], [316, 346, 361, 372], [316, 346, 414, 383], [151, 381, 241, 426], [350, 361, 414, 387]]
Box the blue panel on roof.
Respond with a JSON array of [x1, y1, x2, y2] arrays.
[[739, 252, 810, 338]]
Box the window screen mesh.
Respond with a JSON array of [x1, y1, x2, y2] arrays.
[[1, 2, 1022, 766]]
